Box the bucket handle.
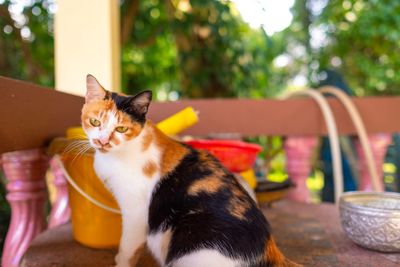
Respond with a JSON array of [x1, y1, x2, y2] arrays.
[[53, 155, 121, 214], [319, 86, 383, 192], [281, 89, 343, 203]]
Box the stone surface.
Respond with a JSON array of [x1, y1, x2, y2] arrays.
[[23, 200, 400, 267], [266, 201, 400, 267]]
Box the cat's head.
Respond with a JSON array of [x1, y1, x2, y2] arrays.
[[81, 74, 152, 153]]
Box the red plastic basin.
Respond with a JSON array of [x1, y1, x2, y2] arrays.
[[186, 139, 262, 173]]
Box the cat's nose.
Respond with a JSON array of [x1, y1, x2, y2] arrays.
[[99, 136, 110, 145]]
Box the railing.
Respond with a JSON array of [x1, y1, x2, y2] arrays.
[[1, 76, 400, 267]]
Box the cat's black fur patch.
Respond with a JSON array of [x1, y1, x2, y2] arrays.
[[109, 92, 147, 125], [148, 147, 272, 266]]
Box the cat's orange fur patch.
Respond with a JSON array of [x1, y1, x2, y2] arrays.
[[81, 100, 116, 129], [110, 131, 120, 145], [123, 124, 142, 140], [160, 229, 172, 262], [117, 112, 142, 141], [228, 196, 251, 220], [150, 122, 189, 176], [198, 150, 218, 166], [143, 160, 158, 178], [198, 149, 211, 162], [188, 175, 224, 196], [197, 150, 226, 177], [141, 130, 153, 151], [232, 187, 244, 197], [263, 238, 287, 267]]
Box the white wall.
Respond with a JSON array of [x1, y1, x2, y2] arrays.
[[55, 0, 120, 95]]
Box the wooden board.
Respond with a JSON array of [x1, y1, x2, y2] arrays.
[[1, 76, 400, 154], [148, 96, 400, 137], [0, 76, 84, 154]]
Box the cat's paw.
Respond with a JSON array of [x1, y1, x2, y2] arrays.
[[114, 252, 131, 267]]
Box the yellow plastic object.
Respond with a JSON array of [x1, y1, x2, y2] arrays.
[[240, 169, 257, 189], [156, 106, 199, 136], [62, 152, 121, 248], [66, 127, 86, 139]]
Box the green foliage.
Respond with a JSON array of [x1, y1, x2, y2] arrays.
[[2, 0, 400, 98], [121, 0, 178, 95], [287, 0, 400, 95], [318, 0, 400, 95], [0, 0, 284, 99], [121, 0, 282, 98], [0, 0, 54, 86], [121, 33, 179, 95], [172, 0, 245, 98]]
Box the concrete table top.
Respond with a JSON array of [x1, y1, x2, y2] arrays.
[[22, 200, 400, 267]]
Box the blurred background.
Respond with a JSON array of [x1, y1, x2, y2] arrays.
[[3, 0, 400, 98], [1, 0, 400, 255]]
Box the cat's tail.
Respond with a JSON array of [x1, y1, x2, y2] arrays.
[[261, 237, 303, 267]]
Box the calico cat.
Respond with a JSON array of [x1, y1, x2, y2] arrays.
[[82, 75, 297, 267]]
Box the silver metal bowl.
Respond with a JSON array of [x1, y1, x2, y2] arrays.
[[339, 191, 400, 252]]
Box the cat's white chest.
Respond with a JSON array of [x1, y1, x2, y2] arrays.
[[93, 145, 160, 212]]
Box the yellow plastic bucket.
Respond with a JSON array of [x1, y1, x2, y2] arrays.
[[62, 130, 121, 248]]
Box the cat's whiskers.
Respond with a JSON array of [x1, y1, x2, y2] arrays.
[[63, 139, 90, 154], [62, 139, 93, 164], [70, 143, 93, 164], [63, 142, 86, 155], [66, 143, 89, 157]]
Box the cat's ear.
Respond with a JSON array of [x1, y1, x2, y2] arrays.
[[130, 90, 152, 116], [85, 74, 107, 103]]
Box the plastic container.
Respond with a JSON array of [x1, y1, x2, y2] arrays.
[[62, 135, 121, 248], [185, 140, 262, 173]]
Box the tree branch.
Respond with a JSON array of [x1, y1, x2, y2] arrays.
[[121, 0, 140, 46]]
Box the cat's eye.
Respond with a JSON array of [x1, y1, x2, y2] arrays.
[[89, 118, 101, 127], [115, 126, 128, 133]]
